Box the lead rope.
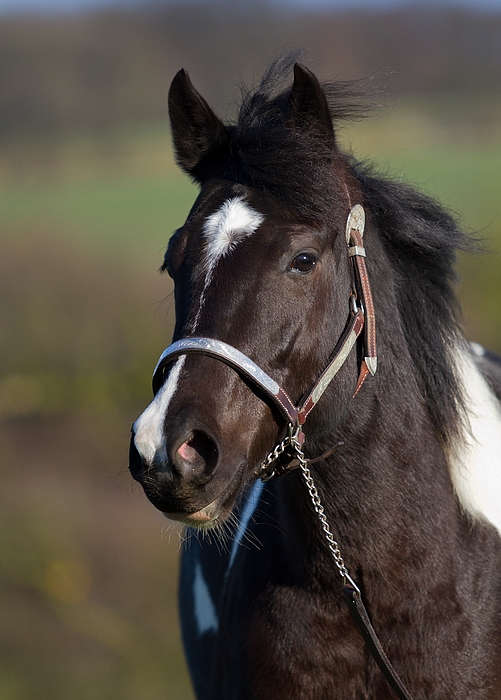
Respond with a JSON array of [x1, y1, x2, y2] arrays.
[[276, 425, 415, 700]]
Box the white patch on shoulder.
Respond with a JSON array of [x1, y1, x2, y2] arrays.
[[203, 197, 264, 274], [448, 347, 501, 533], [133, 357, 186, 465], [194, 560, 218, 635], [469, 341, 485, 358]]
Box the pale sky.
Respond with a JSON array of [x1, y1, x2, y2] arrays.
[[1, 0, 501, 15]]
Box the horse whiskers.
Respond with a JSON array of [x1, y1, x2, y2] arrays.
[[160, 519, 185, 547], [175, 508, 264, 557]]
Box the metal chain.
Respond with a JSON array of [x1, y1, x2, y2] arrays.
[[257, 424, 360, 592], [257, 432, 291, 481], [289, 428, 361, 593]]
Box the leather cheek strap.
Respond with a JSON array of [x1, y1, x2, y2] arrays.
[[346, 205, 377, 397], [297, 309, 364, 424]]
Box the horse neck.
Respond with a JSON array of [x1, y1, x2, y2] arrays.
[[273, 341, 458, 591]]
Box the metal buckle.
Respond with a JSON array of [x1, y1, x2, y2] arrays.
[[350, 292, 359, 315]]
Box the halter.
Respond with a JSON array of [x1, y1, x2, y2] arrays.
[[152, 204, 376, 478], [151, 205, 413, 700]]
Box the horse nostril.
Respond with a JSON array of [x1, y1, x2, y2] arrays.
[[174, 430, 218, 480]]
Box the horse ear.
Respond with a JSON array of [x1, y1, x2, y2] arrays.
[[287, 63, 335, 142], [168, 69, 229, 181]]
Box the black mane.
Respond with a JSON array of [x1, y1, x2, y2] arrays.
[[227, 54, 367, 219], [357, 168, 470, 444], [226, 56, 470, 444]]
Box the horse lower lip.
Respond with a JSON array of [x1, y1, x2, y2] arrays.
[[163, 501, 219, 526]]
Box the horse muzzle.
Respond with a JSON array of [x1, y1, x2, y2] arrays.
[[129, 419, 247, 526]]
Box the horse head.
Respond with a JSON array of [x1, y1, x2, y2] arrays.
[[129, 63, 367, 528]]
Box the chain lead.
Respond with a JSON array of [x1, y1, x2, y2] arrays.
[[257, 431, 291, 481], [259, 424, 360, 594]]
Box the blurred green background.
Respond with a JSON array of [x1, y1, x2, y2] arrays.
[[0, 1, 500, 698]]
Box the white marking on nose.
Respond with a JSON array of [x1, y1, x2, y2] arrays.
[[194, 560, 218, 635], [191, 197, 264, 332], [133, 357, 186, 465]]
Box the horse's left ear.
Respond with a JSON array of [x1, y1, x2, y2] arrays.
[[168, 69, 230, 182], [287, 63, 335, 143]]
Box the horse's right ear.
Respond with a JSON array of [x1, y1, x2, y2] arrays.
[[168, 69, 229, 182], [287, 63, 335, 144]]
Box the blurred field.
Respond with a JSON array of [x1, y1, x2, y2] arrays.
[[0, 126, 198, 699], [0, 95, 500, 700]]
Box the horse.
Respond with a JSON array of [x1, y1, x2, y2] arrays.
[[129, 57, 501, 699]]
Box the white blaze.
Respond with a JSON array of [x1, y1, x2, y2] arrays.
[[133, 357, 186, 465], [190, 197, 264, 332], [203, 196, 264, 273], [134, 199, 264, 461]]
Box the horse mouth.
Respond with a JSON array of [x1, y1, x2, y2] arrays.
[[161, 463, 247, 529], [163, 496, 221, 528]]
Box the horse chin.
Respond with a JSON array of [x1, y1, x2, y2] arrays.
[[159, 464, 248, 530], [162, 496, 223, 529]]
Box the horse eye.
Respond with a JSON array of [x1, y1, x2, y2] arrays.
[[290, 253, 317, 274]]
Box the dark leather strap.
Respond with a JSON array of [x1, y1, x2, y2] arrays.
[[350, 228, 377, 370], [346, 205, 377, 397], [343, 585, 414, 700], [297, 309, 364, 424]]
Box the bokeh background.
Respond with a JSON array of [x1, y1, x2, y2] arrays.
[[1, 0, 500, 698]]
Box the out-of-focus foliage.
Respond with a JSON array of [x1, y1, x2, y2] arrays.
[[0, 127, 197, 698], [0, 3, 500, 699], [1, 2, 501, 137], [0, 232, 168, 416], [0, 127, 199, 418], [0, 414, 193, 700]]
